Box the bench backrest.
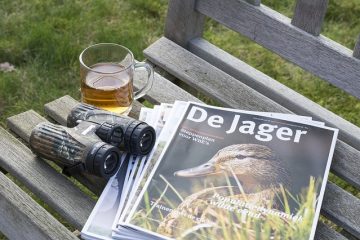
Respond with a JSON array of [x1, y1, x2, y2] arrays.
[[164, 0, 360, 99], [149, 1, 360, 238]]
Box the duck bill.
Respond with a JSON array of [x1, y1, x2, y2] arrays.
[[174, 164, 218, 177]]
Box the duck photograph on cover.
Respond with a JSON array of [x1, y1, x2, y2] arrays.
[[125, 102, 338, 240]]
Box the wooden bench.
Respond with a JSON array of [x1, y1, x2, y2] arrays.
[[0, 0, 359, 239]]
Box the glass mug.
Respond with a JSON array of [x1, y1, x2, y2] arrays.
[[79, 43, 153, 115]]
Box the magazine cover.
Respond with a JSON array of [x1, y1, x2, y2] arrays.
[[116, 101, 189, 230], [125, 103, 338, 240], [81, 107, 156, 240], [80, 153, 129, 240], [112, 104, 176, 239]]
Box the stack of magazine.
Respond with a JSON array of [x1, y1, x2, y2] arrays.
[[81, 101, 338, 240]]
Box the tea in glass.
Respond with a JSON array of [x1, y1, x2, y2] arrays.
[[79, 43, 153, 115]]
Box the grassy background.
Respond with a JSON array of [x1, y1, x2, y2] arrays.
[[0, 0, 359, 238], [1, 0, 360, 126]]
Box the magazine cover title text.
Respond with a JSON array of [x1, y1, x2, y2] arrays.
[[187, 106, 308, 143]]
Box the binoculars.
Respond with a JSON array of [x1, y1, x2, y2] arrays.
[[29, 103, 156, 179]]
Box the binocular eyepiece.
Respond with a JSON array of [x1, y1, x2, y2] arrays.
[[68, 103, 156, 156], [29, 103, 156, 179]]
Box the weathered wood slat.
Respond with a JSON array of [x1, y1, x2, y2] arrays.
[[195, 0, 360, 99], [0, 171, 78, 240], [340, 230, 359, 240], [315, 221, 347, 240], [332, 142, 360, 189], [246, 0, 261, 6], [7, 109, 106, 195], [44, 95, 141, 127], [134, 69, 201, 104], [145, 38, 288, 113], [354, 35, 360, 59], [43, 95, 78, 126], [188, 38, 360, 152], [0, 126, 95, 229], [164, 0, 205, 47], [291, 0, 328, 36], [144, 38, 360, 237], [322, 182, 360, 237], [145, 37, 360, 190]]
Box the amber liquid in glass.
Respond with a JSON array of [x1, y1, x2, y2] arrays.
[[81, 63, 133, 114]]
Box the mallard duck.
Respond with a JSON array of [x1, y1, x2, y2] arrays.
[[157, 144, 291, 238]]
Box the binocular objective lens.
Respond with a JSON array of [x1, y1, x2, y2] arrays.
[[104, 152, 119, 174], [89, 142, 121, 178], [139, 132, 154, 153]]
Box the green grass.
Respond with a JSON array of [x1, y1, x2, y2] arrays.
[[0, 0, 167, 125], [0, 0, 359, 237], [0, 0, 359, 125], [131, 175, 320, 239], [0, 0, 359, 127]]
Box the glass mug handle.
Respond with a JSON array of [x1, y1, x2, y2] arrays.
[[133, 62, 154, 100]]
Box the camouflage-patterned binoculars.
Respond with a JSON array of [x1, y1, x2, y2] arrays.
[[29, 103, 156, 179]]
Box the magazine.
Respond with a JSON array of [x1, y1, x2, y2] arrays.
[[114, 102, 189, 236], [115, 102, 323, 232], [121, 102, 338, 240], [81, 106, 160, 240], [81, 101, 337, 239], [80, 153, 129, 240], [112, 103, 179, 239]]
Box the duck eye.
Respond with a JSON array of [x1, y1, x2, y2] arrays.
[[236, 154, 247, 160], [203, 164, 211, 167]]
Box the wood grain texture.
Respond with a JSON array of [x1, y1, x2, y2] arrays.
[[196, 0, 360, 99], [246, 0, 261, 6], [0, 126, 95, 229], [188, 38, 360, 151], [129, 100, 142, 119], [164, 0, 205, 47], [0, 172, 78, 240], [134, 68, 201, 104], [44, 95, 141, 126], [315, 221, 348, 240], [332, 142, 360, 189], [145, 37, 360, 190], [7, 109, 106, 195], [144, 37, 288, 113], [291, 0, 328, 36], [340, 229, 359, 240], [322, 182, 360, 237], [44, 95, 78, 126], [354, 35, 360, 59]]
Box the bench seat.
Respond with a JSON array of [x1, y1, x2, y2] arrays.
[[1, 37, 358, 239], [0, 83, 355, 240], [1, 42, 357, 239]]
